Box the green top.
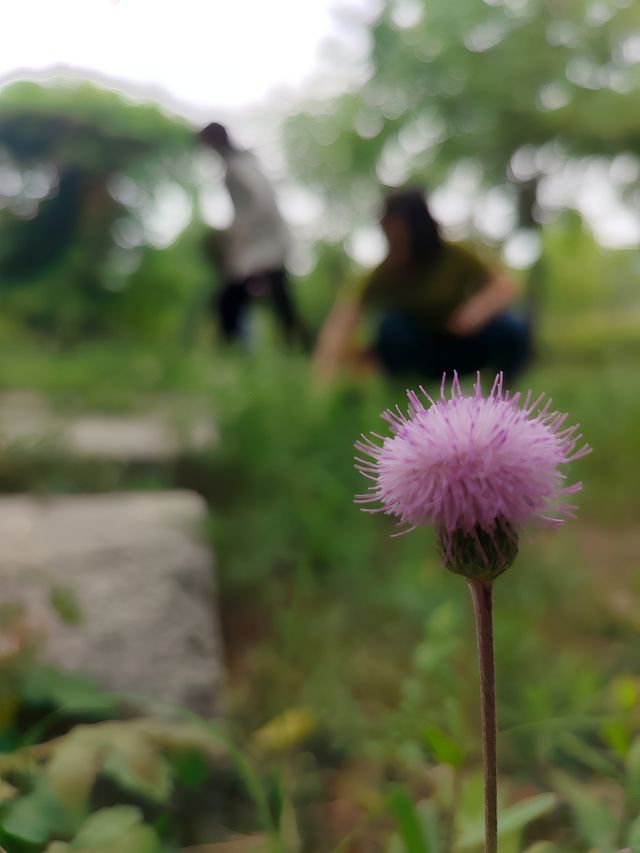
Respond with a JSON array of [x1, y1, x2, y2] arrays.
[[356, 243, 491, 333]]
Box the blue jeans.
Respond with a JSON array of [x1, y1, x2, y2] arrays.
[[373, 311, 532, 381]]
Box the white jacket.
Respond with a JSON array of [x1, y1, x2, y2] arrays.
[[223, 149, 290, 280]]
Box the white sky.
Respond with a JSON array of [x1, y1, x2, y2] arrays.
[[0, 0, 347, 115]]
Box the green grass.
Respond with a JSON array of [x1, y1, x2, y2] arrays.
[[1, 305, 640, 848]]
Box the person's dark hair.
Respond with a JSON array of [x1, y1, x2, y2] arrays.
[[382, 188, 443, 267], [198, 122, 234, 151]]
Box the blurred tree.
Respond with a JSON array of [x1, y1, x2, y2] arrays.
[[0, 81, 202, 341], [283, 0, 640, 230]]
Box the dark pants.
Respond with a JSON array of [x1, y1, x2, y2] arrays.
[[373, 311, 532, 381], [217, 269, 309, 348]]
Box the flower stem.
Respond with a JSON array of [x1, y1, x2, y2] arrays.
[[468, 579, 498, 853]]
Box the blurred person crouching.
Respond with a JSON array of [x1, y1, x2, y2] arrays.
[[314, 188, 532, 384]]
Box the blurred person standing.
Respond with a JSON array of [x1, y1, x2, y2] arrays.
[[314, 188, 531, 383], [199, 122, 308, 347]]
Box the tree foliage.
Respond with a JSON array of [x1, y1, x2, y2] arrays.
[[0, 80, 190, 173], [0, 81, 205, 341], [283, 0, 640, 224]]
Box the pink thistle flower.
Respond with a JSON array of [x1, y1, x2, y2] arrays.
[[355, 372, 590, 579]]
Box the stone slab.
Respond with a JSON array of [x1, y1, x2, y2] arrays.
[[0, 391, 217, 462], [0, 491, 224, 716]]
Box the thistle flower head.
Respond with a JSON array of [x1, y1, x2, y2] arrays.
[[355, 373, 590, 580]]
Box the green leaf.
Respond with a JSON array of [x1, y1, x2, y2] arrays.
[[278, 791, 301, 853], [46, 730, 101, 814], [76, 811, 136, 841], [625, 737, 640, 805], [558, 730, 621, 779], [612, 677, 639, 712], [553, 772, 618, 848], [458, 794, 558, 849], [2, 782, 74, 844], [72, 806, 150, 847], [50, 584, 83, 625], [169, 748, 208, 788], [456, 772, 484, 821], [602, 718, 632, 758], [23, 666, 118, 715], [102, 729, 173, 802], [414, 801, 441, 853], [626, 814, 640, 848], [497, 794, 558, 835], [422, 725, 464, 769], [387, 787, 431, 853]]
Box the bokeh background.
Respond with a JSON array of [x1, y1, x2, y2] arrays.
[[0, 1, 639, 850]]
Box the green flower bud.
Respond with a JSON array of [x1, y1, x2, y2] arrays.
[[438, 519, 519, 583]]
